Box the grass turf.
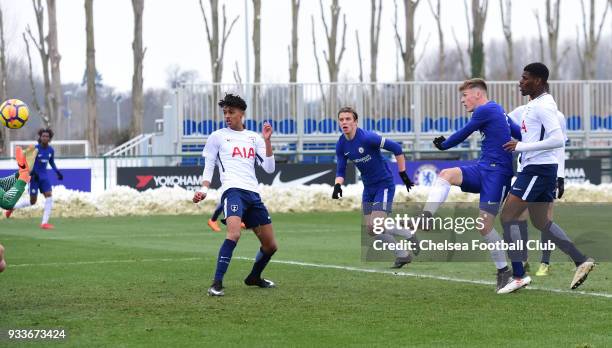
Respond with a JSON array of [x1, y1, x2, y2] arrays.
[[0, 211, 610, 347]]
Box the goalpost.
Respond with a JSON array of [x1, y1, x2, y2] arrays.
[[9, 140, 90, 157]]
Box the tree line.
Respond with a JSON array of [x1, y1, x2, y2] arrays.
[[0, 0, 611, 156]]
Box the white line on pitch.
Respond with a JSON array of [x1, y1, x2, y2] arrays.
[[8, 256, 611, 299], [235, 256, 612, 299]]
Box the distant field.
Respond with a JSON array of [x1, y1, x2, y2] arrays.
[[1, 212, 610, 347]]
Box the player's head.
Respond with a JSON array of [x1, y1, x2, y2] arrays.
[[218, 93, 247, 130], [37, 127, 54, 146], [459, 78, 488, 112], [520, 62, 549, 97], [337, 106, 358, 136]]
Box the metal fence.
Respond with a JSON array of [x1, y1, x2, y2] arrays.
[[176, 81, 612, 157]]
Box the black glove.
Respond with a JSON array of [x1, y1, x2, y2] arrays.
[[56, 171, 63, 181], [332, 183, 343, 199], [399, 171, 414, 192], [556, 177, 564, 199], [433, 136, 447, 150]]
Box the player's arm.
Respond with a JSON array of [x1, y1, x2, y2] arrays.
[[194, 134, 220, 203], [377, 136, 414, 192], [504, 106, 563, 152], [256, 122, 275, 173], [333, 141, 346, 199], [48, 148, 63, 180], [507, 115, 522, 140], [555, 111, 567, 198], [434, 112, 485, 150]]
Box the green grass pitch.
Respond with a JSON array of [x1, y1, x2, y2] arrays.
[[1, 212, 611, 347]]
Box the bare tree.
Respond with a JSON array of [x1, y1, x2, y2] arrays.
[[545, 0, 565, 79], [370, 0, 382, 82], [0, 6, 7, 152], [534, 10, 545, 62], [311, 16, 326, 105], [252, 0, 261, 83], [199, 0, 239, 83], [85, 0, 98, 154], [232, 61, 242, 84], [451, 27, 468, 78], [355, 30, 364, 83], [288, 0, 300, 118], [25, 0, 53, 126], [427, 0, 445, 80], [576, 0, 609, 79], [469, 0, 488, 78], [317, 0, 346, 82], [22, 33, 49, 127], [288, 0, 300, 83], [131, 0, 145, 138], [393, 0, 420, 81], [499, 0, 513, 79], [46, 0, 62, 136]]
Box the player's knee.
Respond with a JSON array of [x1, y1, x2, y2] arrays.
[[532, 218, 550, 232], [438, 169, 453, 181], [264, 242, 278, 255]]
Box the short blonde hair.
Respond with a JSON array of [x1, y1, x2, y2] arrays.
[[459, 78, 488, 93]]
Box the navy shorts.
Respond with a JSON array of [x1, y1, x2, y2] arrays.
[[362, 182, 395, 215], [221, 188, 272, 229], [29, 176, 52, 195], [460, 164, 512, 215], [510, 164, 557, 202]]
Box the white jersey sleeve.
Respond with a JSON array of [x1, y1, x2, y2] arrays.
[[514, 94, 564, 166], [555, 111, 567, 178], [201, 132, 221, 182], [255, 135, 275, 173]]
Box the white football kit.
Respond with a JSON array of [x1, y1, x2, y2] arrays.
[[508, 102, 567, 177], [201, 128, 275, 195]]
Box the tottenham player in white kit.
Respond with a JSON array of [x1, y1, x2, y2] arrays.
[[507, 90, 568, 277], [193, 94, 278, 297], [498, 63, 594, 294]]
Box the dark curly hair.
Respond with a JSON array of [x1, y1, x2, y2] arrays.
[[218, 93, 247, 111], [37, 127, 54, 143]]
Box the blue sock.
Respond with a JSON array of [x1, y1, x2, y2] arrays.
[[211, 204, 223, 221], [517, 220, 529, 262], [214, 239, 237, 281], [248, 248, 276, 279], [502, 221, 526, 278]]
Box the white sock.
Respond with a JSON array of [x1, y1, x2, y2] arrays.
[[386, 227, 414, 239], [42, 197, 53, 224], [375, 233, 409, 258], [423, 177, 451, 215], [13, 200, 32, 209], [483, 228, 507, 270]]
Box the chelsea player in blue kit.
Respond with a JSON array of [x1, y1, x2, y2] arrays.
[[332, 107, 416, 268], [6, 128, 63, 229], [424, 79, 521, 291]]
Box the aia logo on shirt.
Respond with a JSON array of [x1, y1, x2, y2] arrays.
[[521, 120, 528, 132], [232, 146, 256, 158]]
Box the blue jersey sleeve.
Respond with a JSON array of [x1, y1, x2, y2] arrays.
[[381, 138, 403, 155], [335, 141, 347, 178], [48, 147, 59, 172], [507, 116, 522, 140], [441, 110, 487, 149]]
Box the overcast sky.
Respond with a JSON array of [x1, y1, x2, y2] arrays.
[[0, 0, 610, 92]]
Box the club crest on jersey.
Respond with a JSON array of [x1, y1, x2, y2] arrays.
[[231, 205, 238, 212], [248, 136, 256, 145], [232, 146, 256, 158], [358, 147, 364, 154]]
